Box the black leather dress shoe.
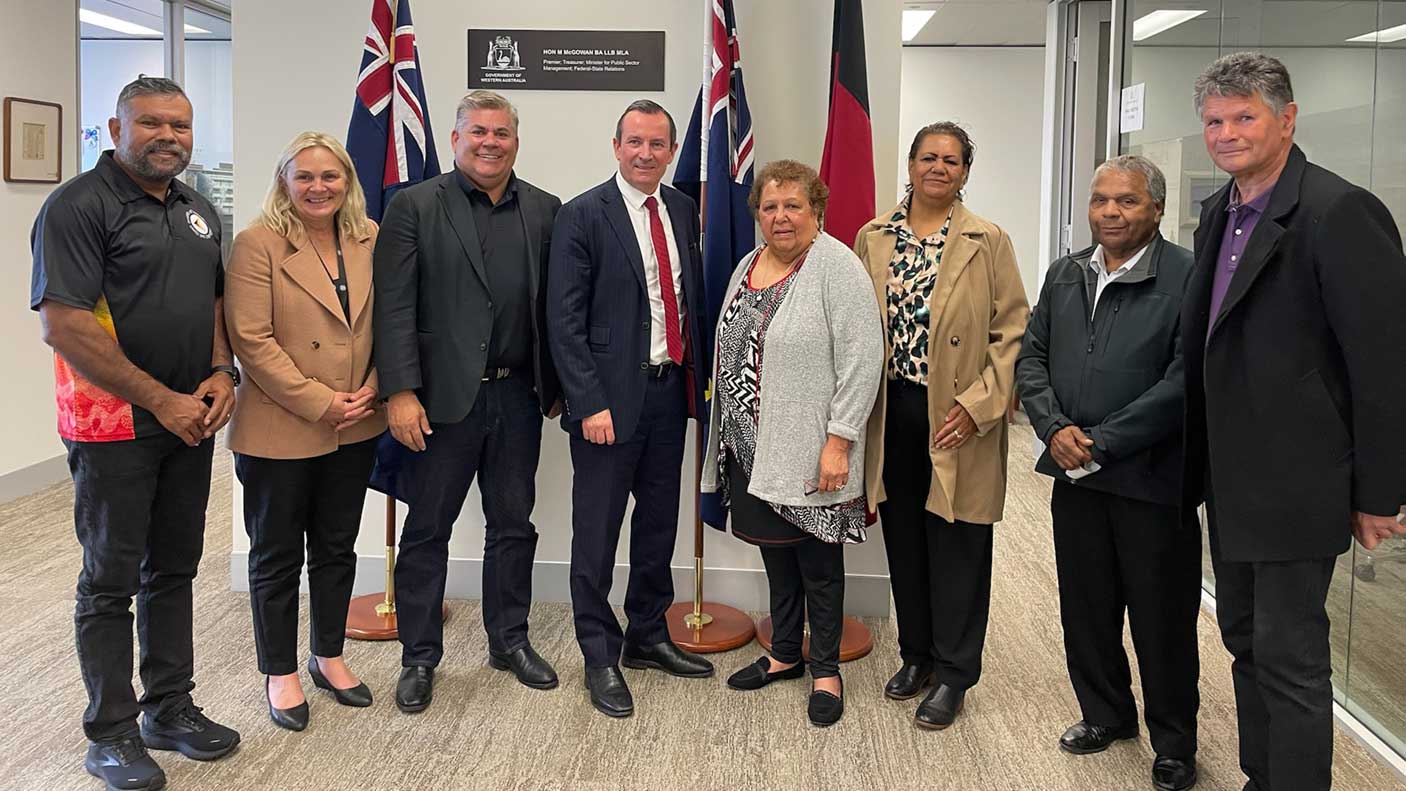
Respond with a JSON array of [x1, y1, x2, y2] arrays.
[[584, 666, 634, 718], [308, 656, 373, 707], [265, 677, 308, 732], [726, 656, 806, 690], [1152, 756, 1198, 790], [395, 667, 434, 714], [807, 679, 844, 727], [1058, 719, 1139, 754], [85, 735, 166, 790], [622, 640, 715, 678], [915, 684, 966, 730], [884, 662, 935, 700], [489, 645, 559, 690]]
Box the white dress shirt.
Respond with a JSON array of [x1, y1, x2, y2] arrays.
[[1088, 242, 1149, 317], [615, 170, 684, 364]]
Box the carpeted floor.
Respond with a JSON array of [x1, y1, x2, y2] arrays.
[[1, 426, 1401, 791]]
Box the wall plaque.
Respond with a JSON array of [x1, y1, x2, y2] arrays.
[[468, 29, 665, 91]]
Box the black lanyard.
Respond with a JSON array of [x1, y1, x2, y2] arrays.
[[312, 233, 350, 323]]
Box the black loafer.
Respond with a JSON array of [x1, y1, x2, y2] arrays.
[[489, 645, 559, 690], [85, 735, 166, 790], [139, 703, 240, 761], [621, 640, 715, 678], [308, 656, 373, 707], [884, 662, 935, 700], [726, 656, 806, 690], [915, 684, 966, 730], [584, 666, 634, 718], [1152, 756, 1198, 791], [395, 666, 434, 714], [807, 679, 844, 727], [1059, 719, 1139, 754], [265, 676, 309, 732]]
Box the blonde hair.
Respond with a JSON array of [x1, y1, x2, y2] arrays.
[[256, 131, 374, 240]]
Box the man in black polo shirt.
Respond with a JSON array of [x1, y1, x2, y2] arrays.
[[31, 76, 240, 791], [373, 90, 563, 712]]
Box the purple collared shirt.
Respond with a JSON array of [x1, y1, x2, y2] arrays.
[[1207, 182, 1275, 338]]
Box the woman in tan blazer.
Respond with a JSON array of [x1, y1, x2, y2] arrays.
[[855, 122, 1029, 731], [225, 132, 385, 731]]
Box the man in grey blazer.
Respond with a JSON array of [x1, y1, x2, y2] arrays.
[[374, 90, 562, 713]]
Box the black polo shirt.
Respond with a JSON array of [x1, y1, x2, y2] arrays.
[[457, 169, 531, 373], [30, 150, 224, 442]]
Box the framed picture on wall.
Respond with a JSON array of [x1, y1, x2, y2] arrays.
[[4, 97, 63, 184]]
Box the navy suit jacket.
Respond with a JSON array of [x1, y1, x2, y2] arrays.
[[546, 176, 709, 441]]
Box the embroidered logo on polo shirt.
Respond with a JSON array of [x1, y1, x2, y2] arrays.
[[186, 209, 212, 239]]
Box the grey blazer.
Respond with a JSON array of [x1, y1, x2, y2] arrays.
[[701, 231, 884, 507]]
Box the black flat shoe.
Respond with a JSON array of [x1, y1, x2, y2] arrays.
[[915, 684, 966, 730], [1152, 756, 1198, 791], [265, 676, 308, 732], [622, 640, 715, 678], [884, 662, 935, 700], [85, 735, 166, 790], [395, 666, 434, 714], [308, 656, 373, 707], [489, 644, 559, 690], [807, 678, 844, 727], [726, 656, 806, 690], [1059, 719, 1139, 754], [584, 666, 634, 718]]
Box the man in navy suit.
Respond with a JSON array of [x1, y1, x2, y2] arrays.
[[547, 100, 714, 718]]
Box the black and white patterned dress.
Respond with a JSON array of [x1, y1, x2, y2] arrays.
[[884, 199, 953, 385], [714, 248, 867, 545]]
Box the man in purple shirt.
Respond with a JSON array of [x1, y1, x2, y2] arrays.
[[1181, 53, 1406, 791]]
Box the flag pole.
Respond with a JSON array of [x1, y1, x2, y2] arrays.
[[665, 0, 756, 654]]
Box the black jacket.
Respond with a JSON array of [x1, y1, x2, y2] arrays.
[[373, 172, 562, 424], [1018, 234, 1194, 506], [1183, 145, 1406, 562], [546, 176, 709, 441]]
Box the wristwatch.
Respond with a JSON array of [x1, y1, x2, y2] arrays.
[[212, 365, 241, 386]]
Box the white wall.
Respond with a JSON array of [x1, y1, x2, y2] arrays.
[[899, 46, 1045, 306], [230, 0, 903, 610], [1, 2, 78, 479], [79, 39, 234, 169]]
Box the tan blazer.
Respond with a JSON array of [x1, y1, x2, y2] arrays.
[[857, 200, 1029, 524], [225, 223, 386, 459]]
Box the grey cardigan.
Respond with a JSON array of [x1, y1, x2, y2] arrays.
[[701, 232, 884, 507]]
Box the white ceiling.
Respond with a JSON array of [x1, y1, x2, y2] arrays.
[[80, 0, 231, 40], [902, 0, 1050, 47]]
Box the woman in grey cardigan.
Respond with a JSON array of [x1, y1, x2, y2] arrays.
[[701, 160, 883, 726]]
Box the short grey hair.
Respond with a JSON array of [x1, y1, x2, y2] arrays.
[[455, 90, 519, 133], [1092, 155, 1167, 207], [115, 75, 188, 116], [1193, 52, 1294, 116]]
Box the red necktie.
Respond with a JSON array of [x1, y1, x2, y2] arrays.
[[644, 196, 683, 365]]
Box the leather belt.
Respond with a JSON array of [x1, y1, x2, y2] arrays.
[[481, 367, 513, 382], [642, 361, 676, 379]]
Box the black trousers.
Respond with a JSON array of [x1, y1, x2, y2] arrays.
[[234, 439, 377, 675], [65, 433, 213, 743], [1051, 482, 1201, 759], [569, 368, 686, 668], [879, 380, 993, 690], [729, 458, 845, 678], [396, 374, 544, 666], [1210, 508, 1336, 791]]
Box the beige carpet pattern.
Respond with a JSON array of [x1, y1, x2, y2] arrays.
[[0, 427, 1401, 791]]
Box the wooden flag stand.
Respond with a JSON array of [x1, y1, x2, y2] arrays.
[[755, 616, 873, 663], [666, 425, 755, 652], [346, 494, 449, 640]]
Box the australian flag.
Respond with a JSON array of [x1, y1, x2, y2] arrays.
[[349, 0, 439, 501], [674, 0, 755, 530], [347, 0, 440, 223]]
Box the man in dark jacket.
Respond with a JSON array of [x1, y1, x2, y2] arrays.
[[374, 90, 563, 712], [1183, 53, 1406, 791], [1018, 155, 1199, 791]]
